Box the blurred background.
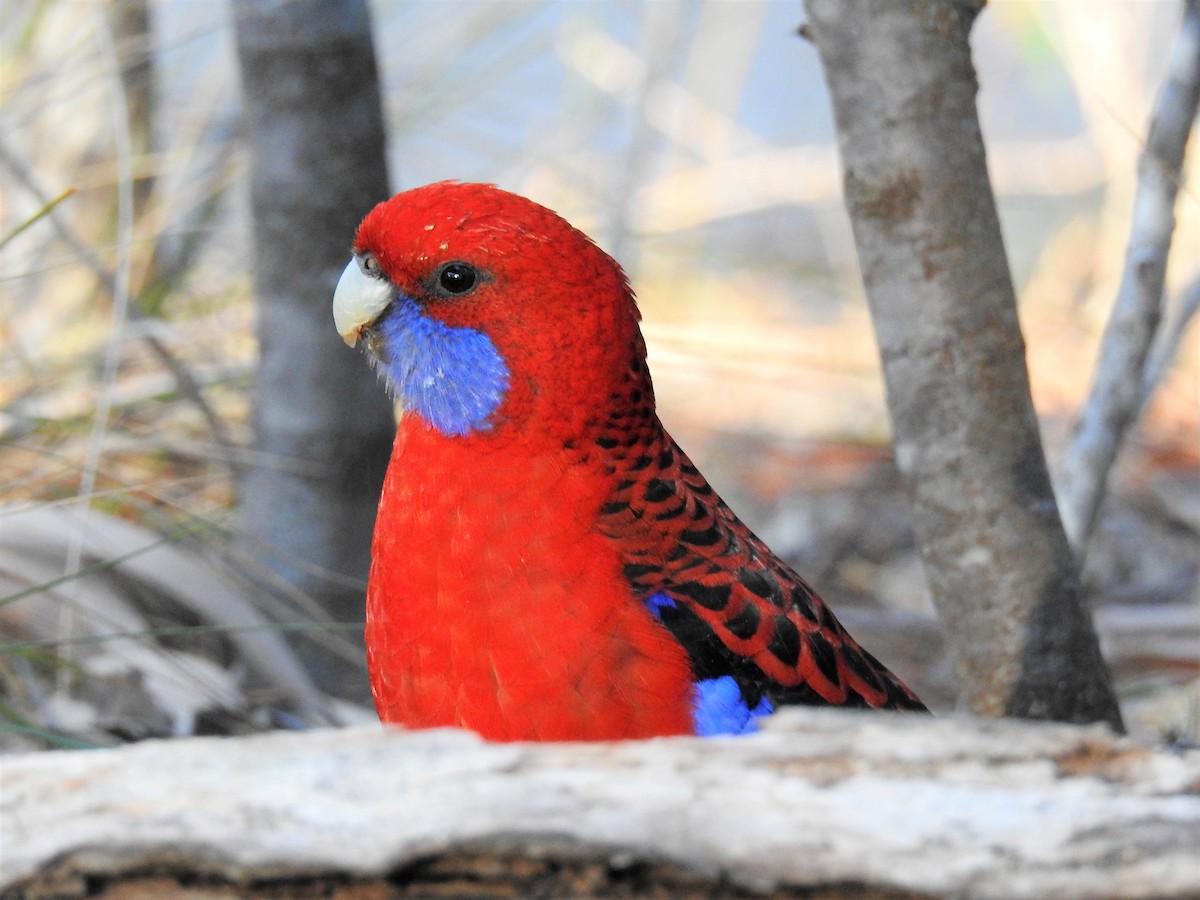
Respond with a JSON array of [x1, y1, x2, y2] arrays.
[[2, 0, 1197, 750]]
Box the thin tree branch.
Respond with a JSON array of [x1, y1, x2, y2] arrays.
[[1058, 0, 1200, 554], [1141, 273, 1200, 411], [56, 4, 139, 699]]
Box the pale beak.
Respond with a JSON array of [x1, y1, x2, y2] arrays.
[[333, 257, 393, 347]]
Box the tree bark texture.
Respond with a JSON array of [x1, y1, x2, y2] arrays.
[[3, 713, 1197, 899], [233, 0, 395, 699], [804, 0, 1123, 729]]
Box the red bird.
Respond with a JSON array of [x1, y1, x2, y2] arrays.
[[333, 182, 925, 741]]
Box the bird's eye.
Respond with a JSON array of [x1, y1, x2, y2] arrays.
[[437, 262, 478, 295], [360, 252, 383, 278]]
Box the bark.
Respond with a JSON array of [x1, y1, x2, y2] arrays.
[[803, 1, 1122, 728], [3, 712, 1197, 900], [1142, 273, 1200, 405], [233, 0, 395, 700]]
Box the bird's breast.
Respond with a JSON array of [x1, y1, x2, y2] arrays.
[[364, 419, 694, 740]]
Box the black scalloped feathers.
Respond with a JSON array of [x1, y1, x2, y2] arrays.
[[594, 372, 927, 714]]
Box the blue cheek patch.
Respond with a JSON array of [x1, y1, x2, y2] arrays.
[[643, 593, 775, 737], [374, 297, 510, 437]]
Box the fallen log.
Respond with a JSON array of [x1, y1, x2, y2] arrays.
[[2, 710, 1198, 899]]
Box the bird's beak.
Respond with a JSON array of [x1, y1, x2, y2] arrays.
[[333, 257, 393, 347]]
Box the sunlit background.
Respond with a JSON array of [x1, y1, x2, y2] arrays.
[[1, 0, 1197, 747]]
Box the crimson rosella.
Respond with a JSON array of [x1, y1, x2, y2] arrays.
[[332, 182, 926, 741]]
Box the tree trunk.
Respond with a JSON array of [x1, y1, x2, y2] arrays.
[[803, 0, 1122, 729], [4, 713, 1196, 899], [233, 0, 395, 701]]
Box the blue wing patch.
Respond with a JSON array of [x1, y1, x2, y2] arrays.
[[644, 593, 774, 736], [692, 676, 774, 736], [644, 592, 677, 618]]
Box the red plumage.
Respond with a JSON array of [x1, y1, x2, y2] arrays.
[[366, 420, 694, 740], [339, 182, 925, 741]]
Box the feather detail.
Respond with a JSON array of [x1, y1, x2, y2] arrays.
[[596, 362, 927, 714], [369, 294, 509, 436]]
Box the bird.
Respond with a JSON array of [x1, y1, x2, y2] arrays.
[[332, 181, 926, 741]]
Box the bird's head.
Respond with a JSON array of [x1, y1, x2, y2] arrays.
[[333, 182, 647, 440]]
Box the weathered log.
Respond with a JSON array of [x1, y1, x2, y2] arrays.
[[2, 710, 1198, 899]]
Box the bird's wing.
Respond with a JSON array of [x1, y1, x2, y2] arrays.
[[597, 430, 927, 715]]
